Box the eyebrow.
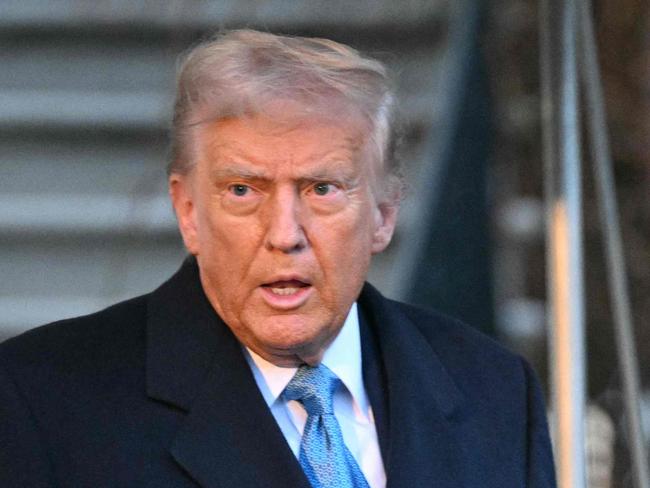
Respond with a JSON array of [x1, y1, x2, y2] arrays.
[[209, 165, 270, 181], [299, 163, 360, 185]]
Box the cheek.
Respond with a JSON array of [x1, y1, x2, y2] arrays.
[[309, 206, 375, 276], [196, 208, 263, 280], [197, 194, 255, 244]]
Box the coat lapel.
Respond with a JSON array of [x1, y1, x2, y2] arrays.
[[146, 258, 309, 488], [358, 284, 469, 488], [167, 340, 309, 488]]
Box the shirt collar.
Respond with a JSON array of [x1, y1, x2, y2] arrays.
[[245, 302, 369, 416]]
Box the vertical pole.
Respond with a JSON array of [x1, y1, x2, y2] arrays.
[[539, 0, 587, 487], [578, 1, 650, 487]]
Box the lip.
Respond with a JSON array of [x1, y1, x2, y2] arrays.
[[259, 275, 313, 310]]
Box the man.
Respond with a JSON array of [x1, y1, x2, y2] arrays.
[[0, 30, 555, 487]]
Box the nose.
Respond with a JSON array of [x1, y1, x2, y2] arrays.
[[264, 189, 307, 253]]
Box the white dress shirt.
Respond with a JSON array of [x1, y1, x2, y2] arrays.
[[244, 302, 386, 488]]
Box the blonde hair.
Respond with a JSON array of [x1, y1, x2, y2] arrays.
[[168, 29, 401, 195]]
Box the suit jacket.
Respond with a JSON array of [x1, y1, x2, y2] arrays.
[[0, 257, 556, 487]]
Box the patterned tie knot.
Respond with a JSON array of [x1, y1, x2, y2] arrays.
[[283, 364, 339, 415]]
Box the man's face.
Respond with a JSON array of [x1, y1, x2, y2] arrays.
[[170, 108, 397, 367]]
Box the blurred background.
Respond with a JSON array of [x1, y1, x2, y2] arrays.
[[0, 1, 648, 486]]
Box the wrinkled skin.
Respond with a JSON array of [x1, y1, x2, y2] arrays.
[[170, 107, 398, 367]]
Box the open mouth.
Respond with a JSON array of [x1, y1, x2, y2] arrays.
[[261, 280, 311, 296]]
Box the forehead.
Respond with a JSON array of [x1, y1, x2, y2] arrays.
[[195, 109, 370, 174]]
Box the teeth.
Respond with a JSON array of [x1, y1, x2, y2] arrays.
[[270, 287, 300, 296]]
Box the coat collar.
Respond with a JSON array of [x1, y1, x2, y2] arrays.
[[358, 283, 468, 488], [146, 256, 220, 411]]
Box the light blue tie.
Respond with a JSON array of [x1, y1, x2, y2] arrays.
[[284, 364, 371, 488]]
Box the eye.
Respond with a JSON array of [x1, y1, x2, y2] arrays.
[[313, 182, 332, 196], [229, 184, 250, 196]]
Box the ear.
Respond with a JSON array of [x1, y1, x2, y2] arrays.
[[371, 201, 399, 254], [169, 174, 200, 255]]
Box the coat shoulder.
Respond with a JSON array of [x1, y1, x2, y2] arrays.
[[360, 284, 541, 412], [392, 298, 518, 364], [362, 282, 524, 374], [0, 294, 149, 380]]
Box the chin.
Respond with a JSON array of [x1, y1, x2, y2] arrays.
[[259, 329, 321, 353], [252, 318, 335, 357]]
